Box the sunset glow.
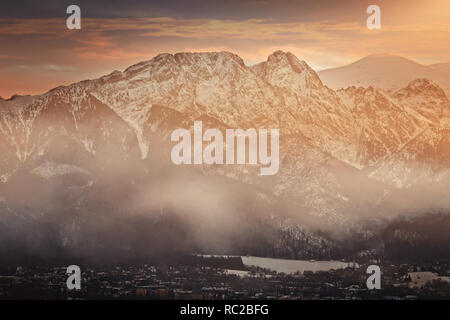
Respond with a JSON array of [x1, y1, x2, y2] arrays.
[[1, 0, 449, 98]]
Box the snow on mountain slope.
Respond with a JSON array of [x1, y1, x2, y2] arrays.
[[319, 54, 450, 95], [394, 79, 448, 124], [0, 94, 43, 181], [1, 50, 449, 232], [0, 84, 141, 185], [337, 85, 423, 168], [250, 51, 358, 166], [84, 51, 360, 168], [337, 78, 450, 188]]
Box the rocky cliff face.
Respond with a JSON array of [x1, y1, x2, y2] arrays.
[[1, 51, 449, 261]]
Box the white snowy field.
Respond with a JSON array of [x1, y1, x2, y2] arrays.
[[241, 256, 357, 274], [197, 254, 357, 274]]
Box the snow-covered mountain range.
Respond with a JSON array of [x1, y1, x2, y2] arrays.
[[1, 51, 449, 260]]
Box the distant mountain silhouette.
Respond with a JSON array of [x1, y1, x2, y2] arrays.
[[318, 54, 450, 94]]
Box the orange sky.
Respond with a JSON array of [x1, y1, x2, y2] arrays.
[[0, 0, 449, 98]]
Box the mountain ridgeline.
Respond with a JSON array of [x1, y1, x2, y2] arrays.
[[0, 51, 449, 265]]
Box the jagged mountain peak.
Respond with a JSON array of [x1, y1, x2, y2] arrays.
[[174, 51, 246, 66], [338, 85, 383, 95], [259, 50, 343, 92], [121, 51, 247, 76], [92, 50, 326, 101], [254, 51, 320, 79], [338, 85, 396, 108], [395, 78, 448, 100], [267, 50, 304, 66], [0, 94, 36, 115], [123, 50, 305, 76], [392, 78, 449, 125], [88, 50, 336, 126], [2, 51, 449, 185], [1, 50, 450, 240]]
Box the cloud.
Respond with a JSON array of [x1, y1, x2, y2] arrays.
[[1, 17, 449, 59], [17, 64, 78, 72], [0, 14, 449, 97]]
